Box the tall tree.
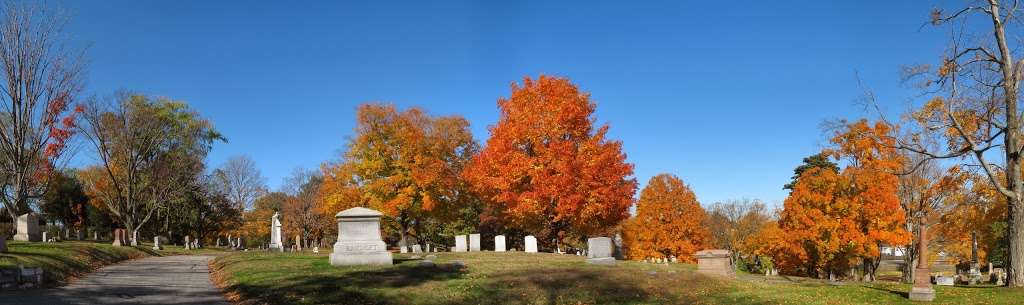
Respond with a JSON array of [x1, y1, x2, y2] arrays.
[[622, 174, 709, 262], [213, 155, 267, 212], [40, 169, 88, 233], [891, 1, 1024, 286], [324, 103, 478, 248], [0, 2, 85, 232], [705, 198, 772, 264], [774, 120, 910, 280], [78, 93, 223, 244], [466, 75, 637, 248], [281, 168, 330, 248]]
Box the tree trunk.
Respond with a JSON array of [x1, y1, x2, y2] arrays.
[[1009, 195, 1024, 286]]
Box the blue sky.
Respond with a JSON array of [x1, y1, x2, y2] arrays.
[[59, 1, 955, 207]]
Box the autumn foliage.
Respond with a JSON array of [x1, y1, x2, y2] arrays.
[[466, 75, 637, 247], [319, 103, 478, 245], [768, 120, 910, 278], [622, 174, 709, 262]]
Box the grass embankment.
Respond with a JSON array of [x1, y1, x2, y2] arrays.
[[0, 240, 227, 287], [213, 251, 1024, 305]]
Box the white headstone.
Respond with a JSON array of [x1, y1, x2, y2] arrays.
[[525, 235, 538, 253], [411, 244, 422, 253], [330, 207, 392, 266], [494, 235, 506, 252], [269, 212, 283, 251], [400, 245, 409, 253], [185, 236, 192, 250], [586, 237, 615, 265], [153, 236, 163, 250], [469, 234, 481, 251], [454, 235, 468, 252], [42, 231, 48, 242], [93, 231, 98, 241], [237, 236, 243, 249], [295, 235, 302, 251], [936, 276, 955, 286], [13, 213, 41, 242], [313, 246, 320, 254], [131, 230, 139, 246]]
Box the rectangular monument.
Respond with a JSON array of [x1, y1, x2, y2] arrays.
[[454, 235, 467, 252], [469, 234, 481, 252], [494, 235, 506, 252], [525, 235, 538, 253], [153, 236, 163, 250], [269, 212, 283, 251], [13, 213, 41, 242], [330, 207, 392, 266], [586, 237, 616, 265], [695, 249, 736, 278], [411, 244, 422, 253]]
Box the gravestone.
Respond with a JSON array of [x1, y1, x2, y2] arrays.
[[695, 249, 735, 278], [313, 246, 319, 254], [494, 235, 506, 252], [525, 235, 538, 253], [330, 207, 392, 266], [295, 235, 302, 251], [131, 230, 139, 246], [13, 213, 41, 242], [454, 235, 468, 252], [270, 212, 283, 251], [426, 244, 431, 252], [153, 236, 163, 250], [936, 276, 955, 286], [469, 234, 481, 252], [237, 236, 243, 250], [112, 229, 124, 247], [400, 245, 409, 253], [185, 236, 192, 250], [93, 231, 98, 241], [587, 237, 616, 265], [411, 244, 422, 253], [42, 232, 48, 243]]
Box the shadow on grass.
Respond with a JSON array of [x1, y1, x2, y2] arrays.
[[225, 263, 466, 305], [862, 284, 909, 298]]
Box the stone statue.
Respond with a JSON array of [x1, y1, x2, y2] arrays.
[[270, 212, 283, 251]]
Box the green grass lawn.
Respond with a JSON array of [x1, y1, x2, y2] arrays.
[[212, 251, 1024, 305], [0, 240, 229, 287]]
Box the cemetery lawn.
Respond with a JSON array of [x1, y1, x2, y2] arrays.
[[213, 251, 1024, 305], [0, 240, 228, 287]]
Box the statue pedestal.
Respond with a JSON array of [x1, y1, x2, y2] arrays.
[[909, 267, 935, 302]]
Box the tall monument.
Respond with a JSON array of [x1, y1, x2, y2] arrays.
[[269, 212, 283, 251], [330, 207, 392, 266]]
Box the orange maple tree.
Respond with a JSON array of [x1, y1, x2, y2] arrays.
[[622, 174, 709, 262], [771, 120, 910, 279], [465, 75, 637, 248], [320, 103, 478, 247]]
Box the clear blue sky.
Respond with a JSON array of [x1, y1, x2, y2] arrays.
[[59, 1, 954, 207]]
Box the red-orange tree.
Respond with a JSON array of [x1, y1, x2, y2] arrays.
[[622, 174, 709, 262], [774, 120, 910, 280], [466, 75, 637, 248]]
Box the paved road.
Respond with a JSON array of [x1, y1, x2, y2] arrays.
[[1, 255, 229, 305]]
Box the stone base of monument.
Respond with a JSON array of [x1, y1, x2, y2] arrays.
[[330, 241, 393, 266], [909, 286, 935, 301], [586, 257, 616, 265]]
